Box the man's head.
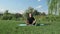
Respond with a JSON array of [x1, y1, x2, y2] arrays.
[[29, 13, 32, 17]]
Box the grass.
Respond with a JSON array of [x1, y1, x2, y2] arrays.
[[0, 20, 60, 34]]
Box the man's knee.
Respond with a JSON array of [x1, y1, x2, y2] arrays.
[[33, 23, 36, 25]]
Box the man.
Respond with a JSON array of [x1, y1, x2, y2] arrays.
[[26, 13, 36, 25]]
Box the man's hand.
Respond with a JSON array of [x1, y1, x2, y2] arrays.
[[32, 20, 36, 25]]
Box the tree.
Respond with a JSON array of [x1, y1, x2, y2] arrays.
[[4, 10, 9, 15], [14, 13, 23, 20], [24, 7, 41, 17], [47, 0, 60, 22], [33, 10, 40, 16], [47, 0, 60, 15], [41, 12, 46, 16], [25, 7, 34, 13], [1, 10, 13, 20]]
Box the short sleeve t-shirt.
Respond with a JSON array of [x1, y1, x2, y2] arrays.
[[27, 17, 35, 24]]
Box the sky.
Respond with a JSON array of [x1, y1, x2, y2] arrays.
[[0, 0, 48, 14]]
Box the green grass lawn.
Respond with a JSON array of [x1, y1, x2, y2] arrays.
[[0, 20, 60, 34]]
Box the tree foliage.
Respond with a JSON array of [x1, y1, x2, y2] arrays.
[[24, 7, 42, 17], [47, 0, 60, 15]]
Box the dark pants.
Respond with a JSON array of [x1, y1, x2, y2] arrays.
[[27, 22, 36, 25]]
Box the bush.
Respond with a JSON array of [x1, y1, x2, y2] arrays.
[[1, 15, 13, 20]]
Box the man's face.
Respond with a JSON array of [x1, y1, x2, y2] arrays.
[[29, 13, 32, 17]]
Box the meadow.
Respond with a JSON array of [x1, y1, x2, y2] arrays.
[[0, 18, 60, 34], [0, 0, 60, 34]]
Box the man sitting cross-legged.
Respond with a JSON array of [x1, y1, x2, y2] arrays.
[[26, 13, 36, 25]]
